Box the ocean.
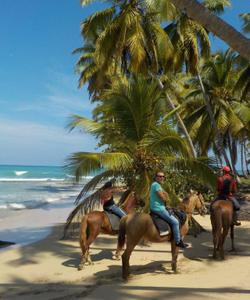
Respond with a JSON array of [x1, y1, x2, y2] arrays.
[[0, 164, 97, 247], [0, 164, 92, 213]]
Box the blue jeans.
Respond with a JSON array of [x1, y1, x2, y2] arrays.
[[151, 208, 180, 243], [231, 197, 240, 210], [105, 204, 126, 218]]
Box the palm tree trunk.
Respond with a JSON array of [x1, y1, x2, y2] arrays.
[[157, 78, 197, 158], [240, 141, 246, 177], [227, 134, 238, 176], [244, 140, 250, 176], [171, 0, 250, 61], [197, 73, 232, 170]]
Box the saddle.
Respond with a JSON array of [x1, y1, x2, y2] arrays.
[[150, 212, 171, 236], [104, 211, 121, 231], [150, 209, 187, 236]]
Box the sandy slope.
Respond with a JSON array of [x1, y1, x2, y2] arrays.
[[0, 215, 249, 300]]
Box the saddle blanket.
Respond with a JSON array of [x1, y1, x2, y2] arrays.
[[104, 211, 120, 231], [150, 213, 171, 236], [150, 209, 187, 236]]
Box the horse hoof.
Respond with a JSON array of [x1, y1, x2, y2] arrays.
[[78, 265, 84, 271], [172, 266, 177, 273], [122, 274, 130, 281], [112, 255, 121, 260]]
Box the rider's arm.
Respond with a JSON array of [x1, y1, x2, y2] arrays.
[[231, 180, 237, 194], [156, 190, 170, 205], [217, 177, 222, 193]]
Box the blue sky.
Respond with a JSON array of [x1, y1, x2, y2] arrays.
[[0, 0, 248, 166]]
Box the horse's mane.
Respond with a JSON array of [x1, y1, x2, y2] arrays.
[[118, 189, 131, 206]]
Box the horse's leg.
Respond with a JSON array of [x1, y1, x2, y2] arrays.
[[219, 226, 229, 260], [171, 240, 179, 272], [213, 227, 221, 259], [229, 225, 235, 252], [122, 235, 141, 280], [84, 225, 101, 265], [113, 215, 126, 260], [113, 246, 122, 260], [78, 216, 89, 270]]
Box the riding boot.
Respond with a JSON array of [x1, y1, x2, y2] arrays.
[[233, 211, 241, 226]]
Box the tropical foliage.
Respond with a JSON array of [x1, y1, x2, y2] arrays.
[[65, 0, 250, 224]]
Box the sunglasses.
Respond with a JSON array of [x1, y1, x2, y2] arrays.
[[157, 175, 165, 178]]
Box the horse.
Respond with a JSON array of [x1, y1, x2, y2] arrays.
[[78, 191, 144, 270], [210, 199, 235, 259], [115, 191, 207, 280]]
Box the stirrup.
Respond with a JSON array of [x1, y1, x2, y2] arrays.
[[233, 220, 241, 226], [159, 230, 169, 236]]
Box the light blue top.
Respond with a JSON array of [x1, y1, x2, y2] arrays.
[[150, 181, 166, 212]]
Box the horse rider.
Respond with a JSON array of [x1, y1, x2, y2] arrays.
[[212, 166, 241, 226], [100, 181, 126, 218], [150, 171, 188, 248]]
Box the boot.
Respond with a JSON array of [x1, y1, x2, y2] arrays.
[[233, 211, 241, 226], [176, 239, 189, 249]]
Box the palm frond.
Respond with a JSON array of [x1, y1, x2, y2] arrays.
[[203, 0, 231, 15], [66, 115, 103, 134], [239, 13, 250, 34], [75, 169, 118, 205], [165, 156, 217, 189], [66, 152, 133, 181]]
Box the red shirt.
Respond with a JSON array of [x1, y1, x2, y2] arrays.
[[216, 174, 237, 198]]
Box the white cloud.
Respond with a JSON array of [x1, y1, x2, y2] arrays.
[[0, 118, 98, 166], [7, 70, 95, 119]]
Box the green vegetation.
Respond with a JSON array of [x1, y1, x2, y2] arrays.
[[66, 0, 250, 221]]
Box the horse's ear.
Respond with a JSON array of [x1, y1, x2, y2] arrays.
[[190, 189, 194, 194], [197, 191, 201, 195]]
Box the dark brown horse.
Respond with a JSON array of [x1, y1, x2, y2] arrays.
[[78, 191, 144, 270], [210, 199, 235, 259], [115, 191, 207, 280]]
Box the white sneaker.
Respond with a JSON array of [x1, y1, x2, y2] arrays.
[[159, 230, 169, 236]]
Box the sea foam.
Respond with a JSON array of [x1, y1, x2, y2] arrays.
[[14, 171, 28, 176]]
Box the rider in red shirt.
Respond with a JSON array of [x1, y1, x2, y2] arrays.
[[213, 166, 241, 226]]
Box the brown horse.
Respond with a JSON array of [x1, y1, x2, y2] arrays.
[[78, 191, 144, 270], [210, 199, 235, 259], [115, 191, 207, 280]]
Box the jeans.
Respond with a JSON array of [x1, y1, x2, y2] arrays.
[[231, 197, 240, 210], [151, 208, 180, 243], [105, 204, 126, 218]]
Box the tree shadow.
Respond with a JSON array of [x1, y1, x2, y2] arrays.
[[183, 224, 250, 262]]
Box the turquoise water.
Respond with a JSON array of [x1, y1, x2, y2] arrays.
[[0, 165, 93, 211], [0, 164, 72, 181]]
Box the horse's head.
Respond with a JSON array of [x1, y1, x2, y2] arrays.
[[133, 191, 145, 208], [190, 191, 207, 216]]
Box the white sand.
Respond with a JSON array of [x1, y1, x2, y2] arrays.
[[0, 214, 249, 299]]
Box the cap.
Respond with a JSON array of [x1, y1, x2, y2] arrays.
[[103, 181, 112, 189], [222, 166, 231, 173]]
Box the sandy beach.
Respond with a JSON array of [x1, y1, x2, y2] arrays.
[[0, 213, 250, 300]]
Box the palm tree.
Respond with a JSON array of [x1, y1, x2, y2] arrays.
[[239, 13, 250, 34], [164, 10, 235, 168], [181, 50, 250, 175], [66, 76, 216, 222], [77, 0, 199, 157], [170, 0, 250, 61], [80, 0, 250, 60]]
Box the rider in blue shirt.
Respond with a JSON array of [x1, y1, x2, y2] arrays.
[[150, 171, 188, 249]]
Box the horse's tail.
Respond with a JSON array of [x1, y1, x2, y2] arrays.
[[79, 215, 88, 253], [118, 216, 127, 249], [212, 207, 223, 247]]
